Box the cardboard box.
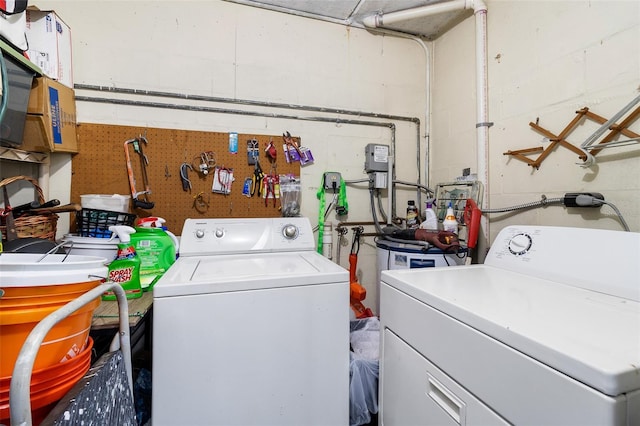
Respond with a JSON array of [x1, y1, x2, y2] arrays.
[[25, 8, 73, 88], [21, 76, 78, 153]]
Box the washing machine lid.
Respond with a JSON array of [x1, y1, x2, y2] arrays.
[[154, 251, 348, 298], [381, 265, 640, 397]]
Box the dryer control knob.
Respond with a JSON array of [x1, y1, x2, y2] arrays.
[[215, 228, 224, 238], [195, 229, 205, 239], [283, 224, 298, 239], [508, 233, 532, 256]]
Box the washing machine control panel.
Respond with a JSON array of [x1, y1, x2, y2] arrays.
[[180, 217, 315, 255], [282, 224, 299, 240]]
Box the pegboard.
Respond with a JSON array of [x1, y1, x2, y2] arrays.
[[71, 123, 301, 233]]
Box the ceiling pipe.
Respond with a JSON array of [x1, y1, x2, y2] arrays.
[[362, 0, 471, 28], [363, 0, 491, 254]]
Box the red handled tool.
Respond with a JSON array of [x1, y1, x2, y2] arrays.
[[463, 198, 481, 249], [264, 174, 277, 207], [282, 131, 303, 159], [349, 226, 373, 319], [125, 136, 154, 210]]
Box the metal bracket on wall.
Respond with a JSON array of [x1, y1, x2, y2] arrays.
[[504, 108, 589, 169], [504, 104, 640, 169]]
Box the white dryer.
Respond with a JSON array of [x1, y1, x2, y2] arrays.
[[379, 225, 640, 425], [152, 217, 349, 426]]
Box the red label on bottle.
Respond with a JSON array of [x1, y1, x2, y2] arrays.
[[109, 266, 133, 283]]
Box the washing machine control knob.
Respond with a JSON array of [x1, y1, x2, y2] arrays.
[[508, 233, 532, 256], [215, 228, 224, 238], [195, 229, 205, 239], [283, 224, 298, 239]]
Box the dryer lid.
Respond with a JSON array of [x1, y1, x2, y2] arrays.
[[381, 264, 640, 397]]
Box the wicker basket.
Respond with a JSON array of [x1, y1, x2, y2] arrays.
[[0, 175, 58, 241]]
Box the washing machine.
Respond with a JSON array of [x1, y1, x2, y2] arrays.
[[152, 217, 350, 426], [379, 225, 640, 425]]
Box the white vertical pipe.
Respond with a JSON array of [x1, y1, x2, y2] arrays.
[[387, 154, 393, 225], [474, 1, 490, 247]]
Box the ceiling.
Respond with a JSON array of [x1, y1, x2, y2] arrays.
[[224, 0, 473, 40]]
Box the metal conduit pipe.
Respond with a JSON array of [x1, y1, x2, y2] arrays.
[[74, 96, 396, 130], [74, 84, 419, 124], [393, 179, 434, 196]]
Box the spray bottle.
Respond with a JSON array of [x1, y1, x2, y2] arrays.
[[103, 225, 142, 300], [420, 200, 439, 230], [442, 202, 459, 235], [132, 217, 179, 291]]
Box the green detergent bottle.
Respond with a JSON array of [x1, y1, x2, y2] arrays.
[[131, 217, 178, 292], [103, 225, 142, 300]]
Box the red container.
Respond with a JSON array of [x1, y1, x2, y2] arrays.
[[0, 338, 94, 424]]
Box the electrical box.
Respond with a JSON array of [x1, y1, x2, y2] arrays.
[[364, 144, 389, 173], [371, 172, 387, 189], [323, 172, 342, 192]]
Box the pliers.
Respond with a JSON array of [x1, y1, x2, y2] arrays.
[[264, 175, 276, 207], [282, 131, 303, 158], [251, 160, 264, 197]]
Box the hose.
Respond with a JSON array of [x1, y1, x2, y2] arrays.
[[599, 200, 630, 232], [375, 189, 388, 223], [480, 194, 630, 232], [480, 195, 564, 214], [369, 187, 429, 249], [393, 179, 435, 197]]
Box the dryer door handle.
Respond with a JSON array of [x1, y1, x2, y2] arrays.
[[427, 374, 466, 424]]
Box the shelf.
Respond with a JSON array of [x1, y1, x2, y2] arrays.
[[0, 146, 49, 163]]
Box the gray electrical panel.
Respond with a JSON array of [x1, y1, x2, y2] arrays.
[[364, 144, 389, 173]]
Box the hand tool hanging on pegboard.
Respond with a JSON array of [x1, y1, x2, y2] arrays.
[[124, 136, 154, 210], [192, 151, 217, 176], [212, 166, 234, 195], [251, 159, 264, 198], [180, 162, 193, 192]]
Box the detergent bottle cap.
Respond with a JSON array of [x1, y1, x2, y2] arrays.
[[109, 225, 136, 243], [137, 217, 166, 228]]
